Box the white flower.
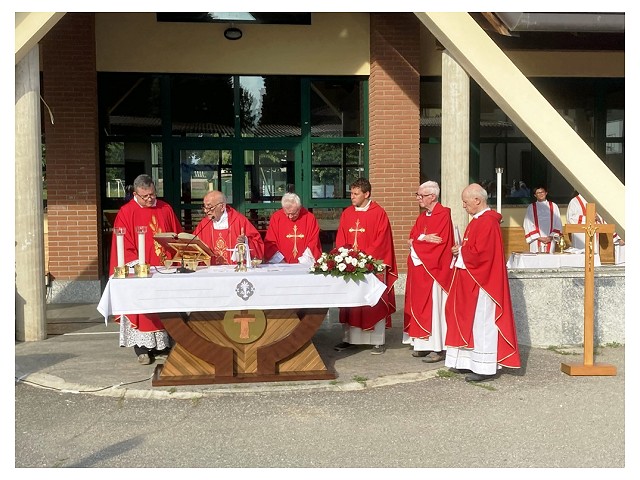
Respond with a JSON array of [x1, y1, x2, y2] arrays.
[[358, 260, 366, 268], [351, 257, 358, 266], [321, 264, 329, 271], [337, 263, 347, 272], [338, 247, 349, 254], [345, 255, 353, 264], [334, 255, 344, 263]]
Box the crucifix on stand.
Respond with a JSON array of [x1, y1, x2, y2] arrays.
[[561, 202, 617, 376]]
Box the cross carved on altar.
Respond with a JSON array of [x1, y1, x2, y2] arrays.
[[286, 224, 305, 258], [561, 202, 617, 376], [349, 219, 365, 251], [234, 310, 256, 339]]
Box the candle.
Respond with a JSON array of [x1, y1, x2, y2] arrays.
[[495, 167, 504, 214], [137, 226, 147, 265], [114, 227, 126, 267]]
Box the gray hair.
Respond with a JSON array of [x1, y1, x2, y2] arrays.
[[464, 183, 489, 203], [420, 180, 440, 198], [281, 193, 302, 209], [133, 174, 155, 191]]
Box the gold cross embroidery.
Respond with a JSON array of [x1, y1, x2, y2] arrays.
[[285, 224, 305, 258], [349, 219, 366, 251]]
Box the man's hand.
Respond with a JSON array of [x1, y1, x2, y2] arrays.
[[451, 245, 460, 256], [539, 236, 551, 244]]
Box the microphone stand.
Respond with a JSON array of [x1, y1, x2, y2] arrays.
[[177, 213, 215, 273]]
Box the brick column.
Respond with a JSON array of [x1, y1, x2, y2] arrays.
[[369, 13, 421, 277], [41, 13, 102, 302]]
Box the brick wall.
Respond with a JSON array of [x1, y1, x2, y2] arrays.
[[369, 13, 421, 273], [41, 13, 101, 281]]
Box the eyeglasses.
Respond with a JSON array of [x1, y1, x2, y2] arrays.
[[135, 192, 157, 201], [285, 209, 301, 219], [202, 202, 224, 213], [415, 192, 435, 199]]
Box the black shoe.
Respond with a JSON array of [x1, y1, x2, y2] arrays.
[[449, 368, 471, 374], [422, 351, 445, 363], [370, 345, 386, 355], [334, 342, 354, 352], [412, 350, 431, 357], [465, 372, 495, 383]]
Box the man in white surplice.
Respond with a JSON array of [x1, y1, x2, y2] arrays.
[[523, 186, 562, 253]]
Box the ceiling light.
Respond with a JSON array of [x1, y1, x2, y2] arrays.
[[224, 26, 243, 40]]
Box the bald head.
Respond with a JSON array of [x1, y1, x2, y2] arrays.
[[461, 183, 489, 215], [202, 190, 227, 221]]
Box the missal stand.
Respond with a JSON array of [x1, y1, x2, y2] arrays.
[[154, 232, 214, 268], [561, 202, 617, 376]]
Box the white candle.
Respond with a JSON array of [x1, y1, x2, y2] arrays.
[[116, 234, 125, 267], [495, 168, 504, 214], [138, 231, 146, 265]]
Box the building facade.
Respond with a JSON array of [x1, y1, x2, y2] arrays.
[[15, 12, 624, 339]]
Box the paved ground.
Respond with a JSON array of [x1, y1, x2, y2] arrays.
[[12, 302, 632, 470]]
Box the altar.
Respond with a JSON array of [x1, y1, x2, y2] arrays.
[[506, 251, 601, 269], [97, 264, 386, 386]]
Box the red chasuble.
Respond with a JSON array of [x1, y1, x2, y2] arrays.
[[194, 206, 264, 265], [108, 198, 182, 333], [335, 201, 398, 330], [264, 208, 322, 263], [404, 202, 454, 339], [444, 210, 521, 368]]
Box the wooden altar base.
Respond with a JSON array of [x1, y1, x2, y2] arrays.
[[152, 308, 336, 386], [560, 363, 617, 376]]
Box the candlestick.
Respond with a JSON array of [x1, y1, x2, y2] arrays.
[[136, 226, 147, 265], [114, 227, 126, 267]]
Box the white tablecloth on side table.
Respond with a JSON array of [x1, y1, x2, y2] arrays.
[[507, 252, 601, 269], [615, 245, 625, 264]]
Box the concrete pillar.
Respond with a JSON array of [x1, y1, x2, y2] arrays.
[[15, 46, 46, 341], [440, 50, 470, 233]]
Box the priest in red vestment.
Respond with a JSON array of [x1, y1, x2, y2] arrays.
[[445, 183, 520, 382], [108, 174, 182, 365], [264, 193, 322, 264], [403, 181, 454, 363], [333, 178, 397, 355], [194, 190, 264, 265]]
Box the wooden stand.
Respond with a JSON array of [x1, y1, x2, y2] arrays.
[[561, 203, 617, 376], [152, 308, 336, 386]]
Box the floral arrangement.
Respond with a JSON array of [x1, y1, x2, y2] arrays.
[[310, 246, 386, 282]]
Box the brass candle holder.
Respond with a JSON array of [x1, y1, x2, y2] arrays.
[[113, 265, 128, 279], [134, 263, 151, 277], [235, 242, 248, 272], [558, 235, 567, 254]]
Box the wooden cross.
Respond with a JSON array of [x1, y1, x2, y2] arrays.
[[561, 202, 616, 376], [349, 219, 365, 251], [234, 310, 256, 339], [285, 224, 305, 258]]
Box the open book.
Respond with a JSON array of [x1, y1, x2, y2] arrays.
[[154, 232, 215, 267]]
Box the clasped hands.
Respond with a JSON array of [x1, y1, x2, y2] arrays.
[[409, 233, 443, 245]]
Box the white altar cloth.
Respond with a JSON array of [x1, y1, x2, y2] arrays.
[[507, 252, 601, 269], [615, 245, 625, 265], [97, 263, 386, 319]]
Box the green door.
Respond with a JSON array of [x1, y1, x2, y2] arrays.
[[170, 141, 302, 233]]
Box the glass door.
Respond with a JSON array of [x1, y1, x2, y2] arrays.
[[241, 145, 302, 235], [174, 146, 233, 232]]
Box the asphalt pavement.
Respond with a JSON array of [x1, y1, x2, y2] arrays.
[[13, 302, 632, 470]]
